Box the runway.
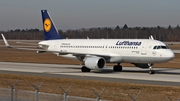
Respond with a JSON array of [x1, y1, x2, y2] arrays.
[[0, 62, 180, 86]]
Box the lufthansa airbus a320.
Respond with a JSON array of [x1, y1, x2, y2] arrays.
[[1, 10, 175, 74]]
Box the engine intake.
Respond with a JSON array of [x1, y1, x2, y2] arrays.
[[84, 57, 106, 69]]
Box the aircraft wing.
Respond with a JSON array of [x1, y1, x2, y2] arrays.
[[1, 34, 59, 54], [1, 34, 42, 50], [54, 50, 115, 61], [60, 51, 116, 58], [16, 41, 38, 46]]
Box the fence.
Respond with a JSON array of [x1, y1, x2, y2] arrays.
[[0, 79, 180, 101], [0, 80, 108, 101], [0, 88, 109, 101]]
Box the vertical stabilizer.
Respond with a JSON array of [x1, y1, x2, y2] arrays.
[[41, 10, 63, 40]]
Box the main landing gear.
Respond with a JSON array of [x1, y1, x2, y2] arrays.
[[81, 66, 91, 72], [113, 63, 122, 72], [148, 63, 155, 74]]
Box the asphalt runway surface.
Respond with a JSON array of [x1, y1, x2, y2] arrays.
[[0, 62, 180, 86]]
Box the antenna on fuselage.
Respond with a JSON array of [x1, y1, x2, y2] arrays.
[[149, 35, 154, 40]]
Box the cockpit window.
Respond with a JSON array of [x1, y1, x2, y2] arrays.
[[153, 46, 157, 49], [161, 46, 169, 49], [153, 45, 169, 49], [157, 46, 161, 49]]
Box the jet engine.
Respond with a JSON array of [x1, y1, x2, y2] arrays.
[[84, 57, 106, 69], [133, 63, 150, 68]]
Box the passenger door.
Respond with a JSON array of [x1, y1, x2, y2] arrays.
[[141, 42, 148, 55]]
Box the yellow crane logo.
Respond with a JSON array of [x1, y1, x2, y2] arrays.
[[44, 18, 52, 32]]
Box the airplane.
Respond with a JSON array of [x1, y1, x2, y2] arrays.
[[1, 10, 175, 74]]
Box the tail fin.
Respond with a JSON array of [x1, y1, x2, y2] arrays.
[[41, 10, 63, 40]]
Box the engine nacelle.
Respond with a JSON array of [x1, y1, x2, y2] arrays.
[[133, 63, 150, 68], [84, 57, 106, 69]]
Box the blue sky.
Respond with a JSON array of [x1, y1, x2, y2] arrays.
[[0, 0, 180, 30]]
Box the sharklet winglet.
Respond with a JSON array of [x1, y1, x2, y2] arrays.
[[1, 34, 11, 48]]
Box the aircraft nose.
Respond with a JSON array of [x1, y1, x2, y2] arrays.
[[165, 50, 174, 61]]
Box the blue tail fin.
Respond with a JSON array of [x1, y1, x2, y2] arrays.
[[41, 10, 63, 40]]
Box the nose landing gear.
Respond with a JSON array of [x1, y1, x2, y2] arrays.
[[148, 63, 155, 74]]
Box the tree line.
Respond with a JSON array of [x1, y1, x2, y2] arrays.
[[1, 24, 180, 41]]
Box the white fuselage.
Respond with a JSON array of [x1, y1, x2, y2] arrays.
[[38, 39, 174, 64]]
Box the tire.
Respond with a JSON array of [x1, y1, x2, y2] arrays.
[[81, 66, 91, 72]]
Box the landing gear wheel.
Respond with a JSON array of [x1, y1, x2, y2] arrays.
[[149, 70, 155, 74], [148, 63, 155, 74], [113, 65, 122, 72], [81, 66, 91, 72]]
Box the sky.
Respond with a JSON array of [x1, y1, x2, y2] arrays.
[[0, 0, 180, 31]]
